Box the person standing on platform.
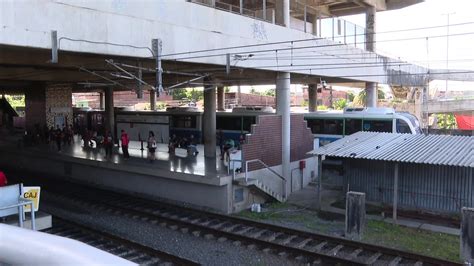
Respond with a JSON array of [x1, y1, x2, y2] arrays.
[[217, 129, 224, 160], [55, 125, 62, 152], [147, 131, 157, 163], [0, 171, 7, 187], [104, 131, 113, 159], [120, 129, 130, 159]]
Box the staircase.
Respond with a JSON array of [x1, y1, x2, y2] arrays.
[[234, 177, 284, 202], [0, 98, 18, 118]]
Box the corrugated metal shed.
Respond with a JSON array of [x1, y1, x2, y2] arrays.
[[310, 132, 474, 168]]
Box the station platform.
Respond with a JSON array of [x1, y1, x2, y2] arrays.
[[0, 129, 314, 214], [0, 133, 230, 177], [1, 212, 52, 231], [0, 131, 240, 213]]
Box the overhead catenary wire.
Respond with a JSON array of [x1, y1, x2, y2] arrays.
[[167, 31, 474, 61], [5, 21, 474, 88], [159, 21, 474, 58]]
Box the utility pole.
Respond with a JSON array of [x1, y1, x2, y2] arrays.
[[442, 12, 455, 130], [151, 39, 163, 111]]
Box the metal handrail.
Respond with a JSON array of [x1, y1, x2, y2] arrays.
[[245, 159, 285, 182], [228, 159, 242, 180]]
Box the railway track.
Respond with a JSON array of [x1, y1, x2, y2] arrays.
[[43, 217, 199, 266], [36, 179, 460, 266]]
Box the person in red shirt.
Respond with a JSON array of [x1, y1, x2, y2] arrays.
[[120, 130, 130, 159], [0, 171, 8, 187]]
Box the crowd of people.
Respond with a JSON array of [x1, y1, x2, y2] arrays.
[[21, 124, 246, 164], [167, 134, 199, 156], [22, 124, 75, 152]]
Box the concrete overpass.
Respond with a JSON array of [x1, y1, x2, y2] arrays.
[[424, 99, 474, 114], [0, 0, 429, 89]]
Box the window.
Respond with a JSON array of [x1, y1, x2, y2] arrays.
[[306, 118, 323, 134], [345, 119, 362, 135], [217, 116, 241, 131], [242, 116, 256, 131], [396, 119, 412, 133], [172, 115, 196, 128], [306, 118, 343, 135], [363, 120, 393, 133], [323, 119, 343, 135]]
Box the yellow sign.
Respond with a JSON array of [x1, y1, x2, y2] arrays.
[[22, 186, 41, 212]]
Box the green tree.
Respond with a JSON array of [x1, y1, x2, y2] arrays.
[[347, 92, 355, 102], [171, 88, 187, 100], [263, 89, 275, 97], [333, 99, 347, 110], [353, 89, 385, 106], [378, 89, 385, 100], [189, 88, 203, 102], [436, 114, 457, 129], [172, 88, 203, 102]]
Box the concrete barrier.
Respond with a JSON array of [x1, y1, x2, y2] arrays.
[[345, 191, 366, 241]]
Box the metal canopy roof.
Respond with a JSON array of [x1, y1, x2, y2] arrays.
[[310, 132, 474, 168]]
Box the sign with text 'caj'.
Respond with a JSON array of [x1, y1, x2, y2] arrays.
[[22, 186, 40, 212]]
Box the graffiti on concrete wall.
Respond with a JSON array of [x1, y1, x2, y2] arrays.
[[251, 21, 268, 41]]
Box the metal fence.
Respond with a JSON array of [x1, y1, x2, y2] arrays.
[[188, 0, 366, 50], [343, 159, 474, 214]]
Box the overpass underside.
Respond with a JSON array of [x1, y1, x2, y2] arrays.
[[0, 45, 363, 94]]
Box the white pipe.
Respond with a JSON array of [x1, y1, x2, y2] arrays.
[[0, 223, 136, 265]]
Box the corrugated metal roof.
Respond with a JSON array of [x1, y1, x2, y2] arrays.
[[310, 132, 474, 168]]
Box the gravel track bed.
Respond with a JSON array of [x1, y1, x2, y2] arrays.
[[42, 195, 304, 266]]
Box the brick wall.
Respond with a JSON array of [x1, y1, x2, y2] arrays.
[[73, 91, 172, 109], [225, 93, 275, 107], [242, 114, 313, 171]]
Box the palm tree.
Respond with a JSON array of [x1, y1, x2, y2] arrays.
[[352, 89, 385, 106]]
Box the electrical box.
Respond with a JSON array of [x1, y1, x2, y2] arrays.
[[299, 160, 306, 170]]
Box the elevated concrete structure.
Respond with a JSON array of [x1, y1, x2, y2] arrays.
[[0, 0, 429, 90], [424, 99, 474, 114]]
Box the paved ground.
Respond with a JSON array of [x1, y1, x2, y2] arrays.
[[0, 130, 231, 177]]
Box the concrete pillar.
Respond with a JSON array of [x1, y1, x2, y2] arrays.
[[105, 87, 115, 137], [275, 0, 290, 27], [24, 85, 46, 132], [461, 207, 474, 263], [203, 79, 216, 158], [217, 86, 225, 111], [312, 13, 319, 36], [99, 92, 105, 110], [365, 83, 377, 107], [237, 85, 241, 106], [308, 84, 317, 112], [150, 90, 156, 111], [345, 191, 366, 240], [365, 6, 377, 107], [365, 6, 376, 52], [276, 72, 290, 199], [316, 155, 323, 210]]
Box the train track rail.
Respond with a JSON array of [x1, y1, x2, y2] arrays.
[[43, 217, 199, 266], [36, 178, 460, 266]]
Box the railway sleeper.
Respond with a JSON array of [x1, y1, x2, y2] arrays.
[[366, 252, 383, 264]]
